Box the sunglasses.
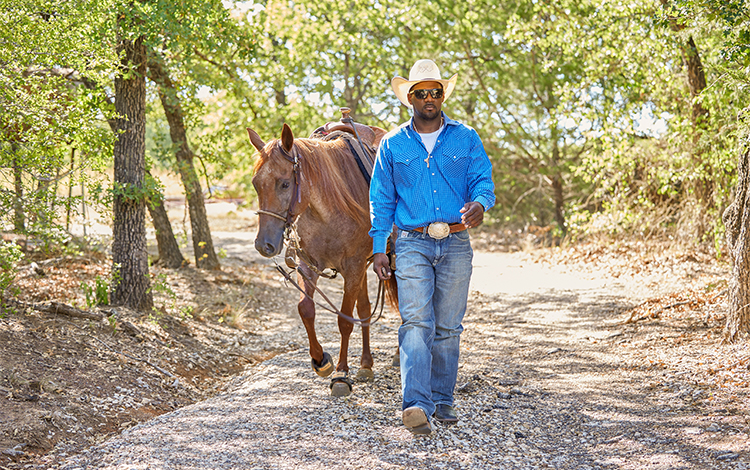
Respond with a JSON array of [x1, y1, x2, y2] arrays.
[[409, 88, 444, 100]]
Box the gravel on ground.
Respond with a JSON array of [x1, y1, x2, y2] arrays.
[[33, 245, 750, 470]]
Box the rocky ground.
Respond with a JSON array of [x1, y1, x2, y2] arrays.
[[2, 211, 750, 469]]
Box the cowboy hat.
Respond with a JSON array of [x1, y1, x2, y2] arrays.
[[391, 59, 458, 109]]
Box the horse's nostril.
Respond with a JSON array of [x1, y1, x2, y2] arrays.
[[255, 238, 277, 258]]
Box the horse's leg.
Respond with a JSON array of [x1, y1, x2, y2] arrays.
[[330, 275, 360, 397], [354, 273, 374, 382], [298, 266, 333, 377]]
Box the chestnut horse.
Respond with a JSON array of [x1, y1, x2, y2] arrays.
[[247, 123, 397, 396]]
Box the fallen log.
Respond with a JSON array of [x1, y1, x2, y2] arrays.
[[2, 298, 103, 321]]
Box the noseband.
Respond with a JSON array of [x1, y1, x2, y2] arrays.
[[256, 141, 302, 232]]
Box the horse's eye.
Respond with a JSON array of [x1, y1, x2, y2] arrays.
[[281, 181, 290, 190]]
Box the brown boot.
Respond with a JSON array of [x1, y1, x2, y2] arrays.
[[402, 406, 431, 435]]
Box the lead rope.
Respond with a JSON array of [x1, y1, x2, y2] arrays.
[[274, 258, 386, 327]]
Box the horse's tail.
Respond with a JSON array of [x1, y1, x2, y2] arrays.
[[383, 276, 399, 316], [383, 227, 400, 316]]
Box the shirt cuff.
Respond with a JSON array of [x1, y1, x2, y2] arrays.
[[372, 235, 388, 254], [474, 196, 493, 212]]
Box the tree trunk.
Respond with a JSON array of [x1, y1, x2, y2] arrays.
[[723, 141, 750, 341], [681, 36, 709, 124], [147, 55, 220, 270], [146, 172, 185, 269], [66, 148, 75, 231], [550, 138, 567, 237], [12, 143, 25, 233], [551, 174, 565, 237], [659, 0, 709, 125], [680, 35, 713, 214], [111, 34, 153, 311]]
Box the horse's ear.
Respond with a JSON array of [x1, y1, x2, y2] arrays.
[[281, 123, 294, 153], [246, 128, 265, 152]]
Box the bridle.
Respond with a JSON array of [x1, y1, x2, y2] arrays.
[[255, 141, 303, 233], [256, 141, 335, 279]]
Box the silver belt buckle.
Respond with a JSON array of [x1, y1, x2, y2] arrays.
[[427, 222, 450, 240]]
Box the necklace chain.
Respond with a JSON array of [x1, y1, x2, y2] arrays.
[[414, 116, 443, 134]]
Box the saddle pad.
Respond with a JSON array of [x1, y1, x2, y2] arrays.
[[311, 129, 376, 180]]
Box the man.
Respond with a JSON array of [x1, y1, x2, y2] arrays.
[[369, 59, 496, 435]]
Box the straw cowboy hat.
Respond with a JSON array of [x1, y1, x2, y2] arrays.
[[391, 59, 458, 109]]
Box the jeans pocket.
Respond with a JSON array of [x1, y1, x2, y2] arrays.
[[453, 229, 470, 241], [398, 229, 419, 240]]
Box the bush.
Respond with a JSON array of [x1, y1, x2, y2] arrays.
[[0, 241, 24, 301]]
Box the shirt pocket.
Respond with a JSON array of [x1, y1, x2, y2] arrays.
[[440, 145, 470, 180], [394, 153, 420, 188]]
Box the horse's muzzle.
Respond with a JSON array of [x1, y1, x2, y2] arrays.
[[255, 237, 282, 258]]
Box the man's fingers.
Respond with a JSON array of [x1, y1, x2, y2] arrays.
[[461, 209, 483, 228], [373, 254, 391, 280]]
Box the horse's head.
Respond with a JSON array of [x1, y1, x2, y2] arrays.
[[247, 123, 300, 258]]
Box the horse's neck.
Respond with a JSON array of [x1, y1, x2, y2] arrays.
[[302, 189, 333, 224], [297, 140, 369, 228]]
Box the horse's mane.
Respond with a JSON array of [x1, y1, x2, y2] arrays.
[[254, 137, 370, 225]]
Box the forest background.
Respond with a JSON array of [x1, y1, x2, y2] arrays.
[[2, 0, 750, 337]]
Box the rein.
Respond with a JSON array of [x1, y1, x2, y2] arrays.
[[275, 260, 387, 327], [258, 139, 387, 327]]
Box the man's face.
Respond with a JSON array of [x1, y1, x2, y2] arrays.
[[408, 80, 443, 121]]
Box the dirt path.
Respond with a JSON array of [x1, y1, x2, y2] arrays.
[[38, 235, 750, 469]]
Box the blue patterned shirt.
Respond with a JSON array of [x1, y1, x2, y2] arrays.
[[369, 113, 496, 254]]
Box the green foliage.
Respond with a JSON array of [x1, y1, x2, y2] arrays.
[[0, 0, 118, 244], [81, 275, 109, 309], [0, 242, 24, 301], [109, 178, 164, 205], [107, 313, 117, 332], [665, 0, 750, 64], [178, 305, 194, 320], [1, 0, 256, 249], [2, 0, 746, 252], [148, 272, 177, 311]]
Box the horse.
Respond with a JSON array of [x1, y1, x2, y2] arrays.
[[247, 122, 397, 396]]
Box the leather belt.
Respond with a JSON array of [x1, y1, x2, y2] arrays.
[[413, 222, 467, 236]]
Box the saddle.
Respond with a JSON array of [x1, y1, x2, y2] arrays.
[[311, 107, 385, 150], [310, 107, 386, 182]]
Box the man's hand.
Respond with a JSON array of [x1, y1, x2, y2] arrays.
[[373, 253, 392, 280], [460, 201, 485, 229]]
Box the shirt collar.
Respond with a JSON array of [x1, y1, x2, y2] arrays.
[[407, 112, 457, 133]]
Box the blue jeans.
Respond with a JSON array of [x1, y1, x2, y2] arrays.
[[395, 228, 473, 418]]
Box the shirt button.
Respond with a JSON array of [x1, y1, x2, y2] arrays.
[[436, 208, 440, 211]]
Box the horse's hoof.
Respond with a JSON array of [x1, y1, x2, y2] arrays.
[[312, 352, 334, 377], [330, 372, 353, 397], [356, 368, 374, 382], [331, 382, 352, 397], [392, 351, 400, 368]]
